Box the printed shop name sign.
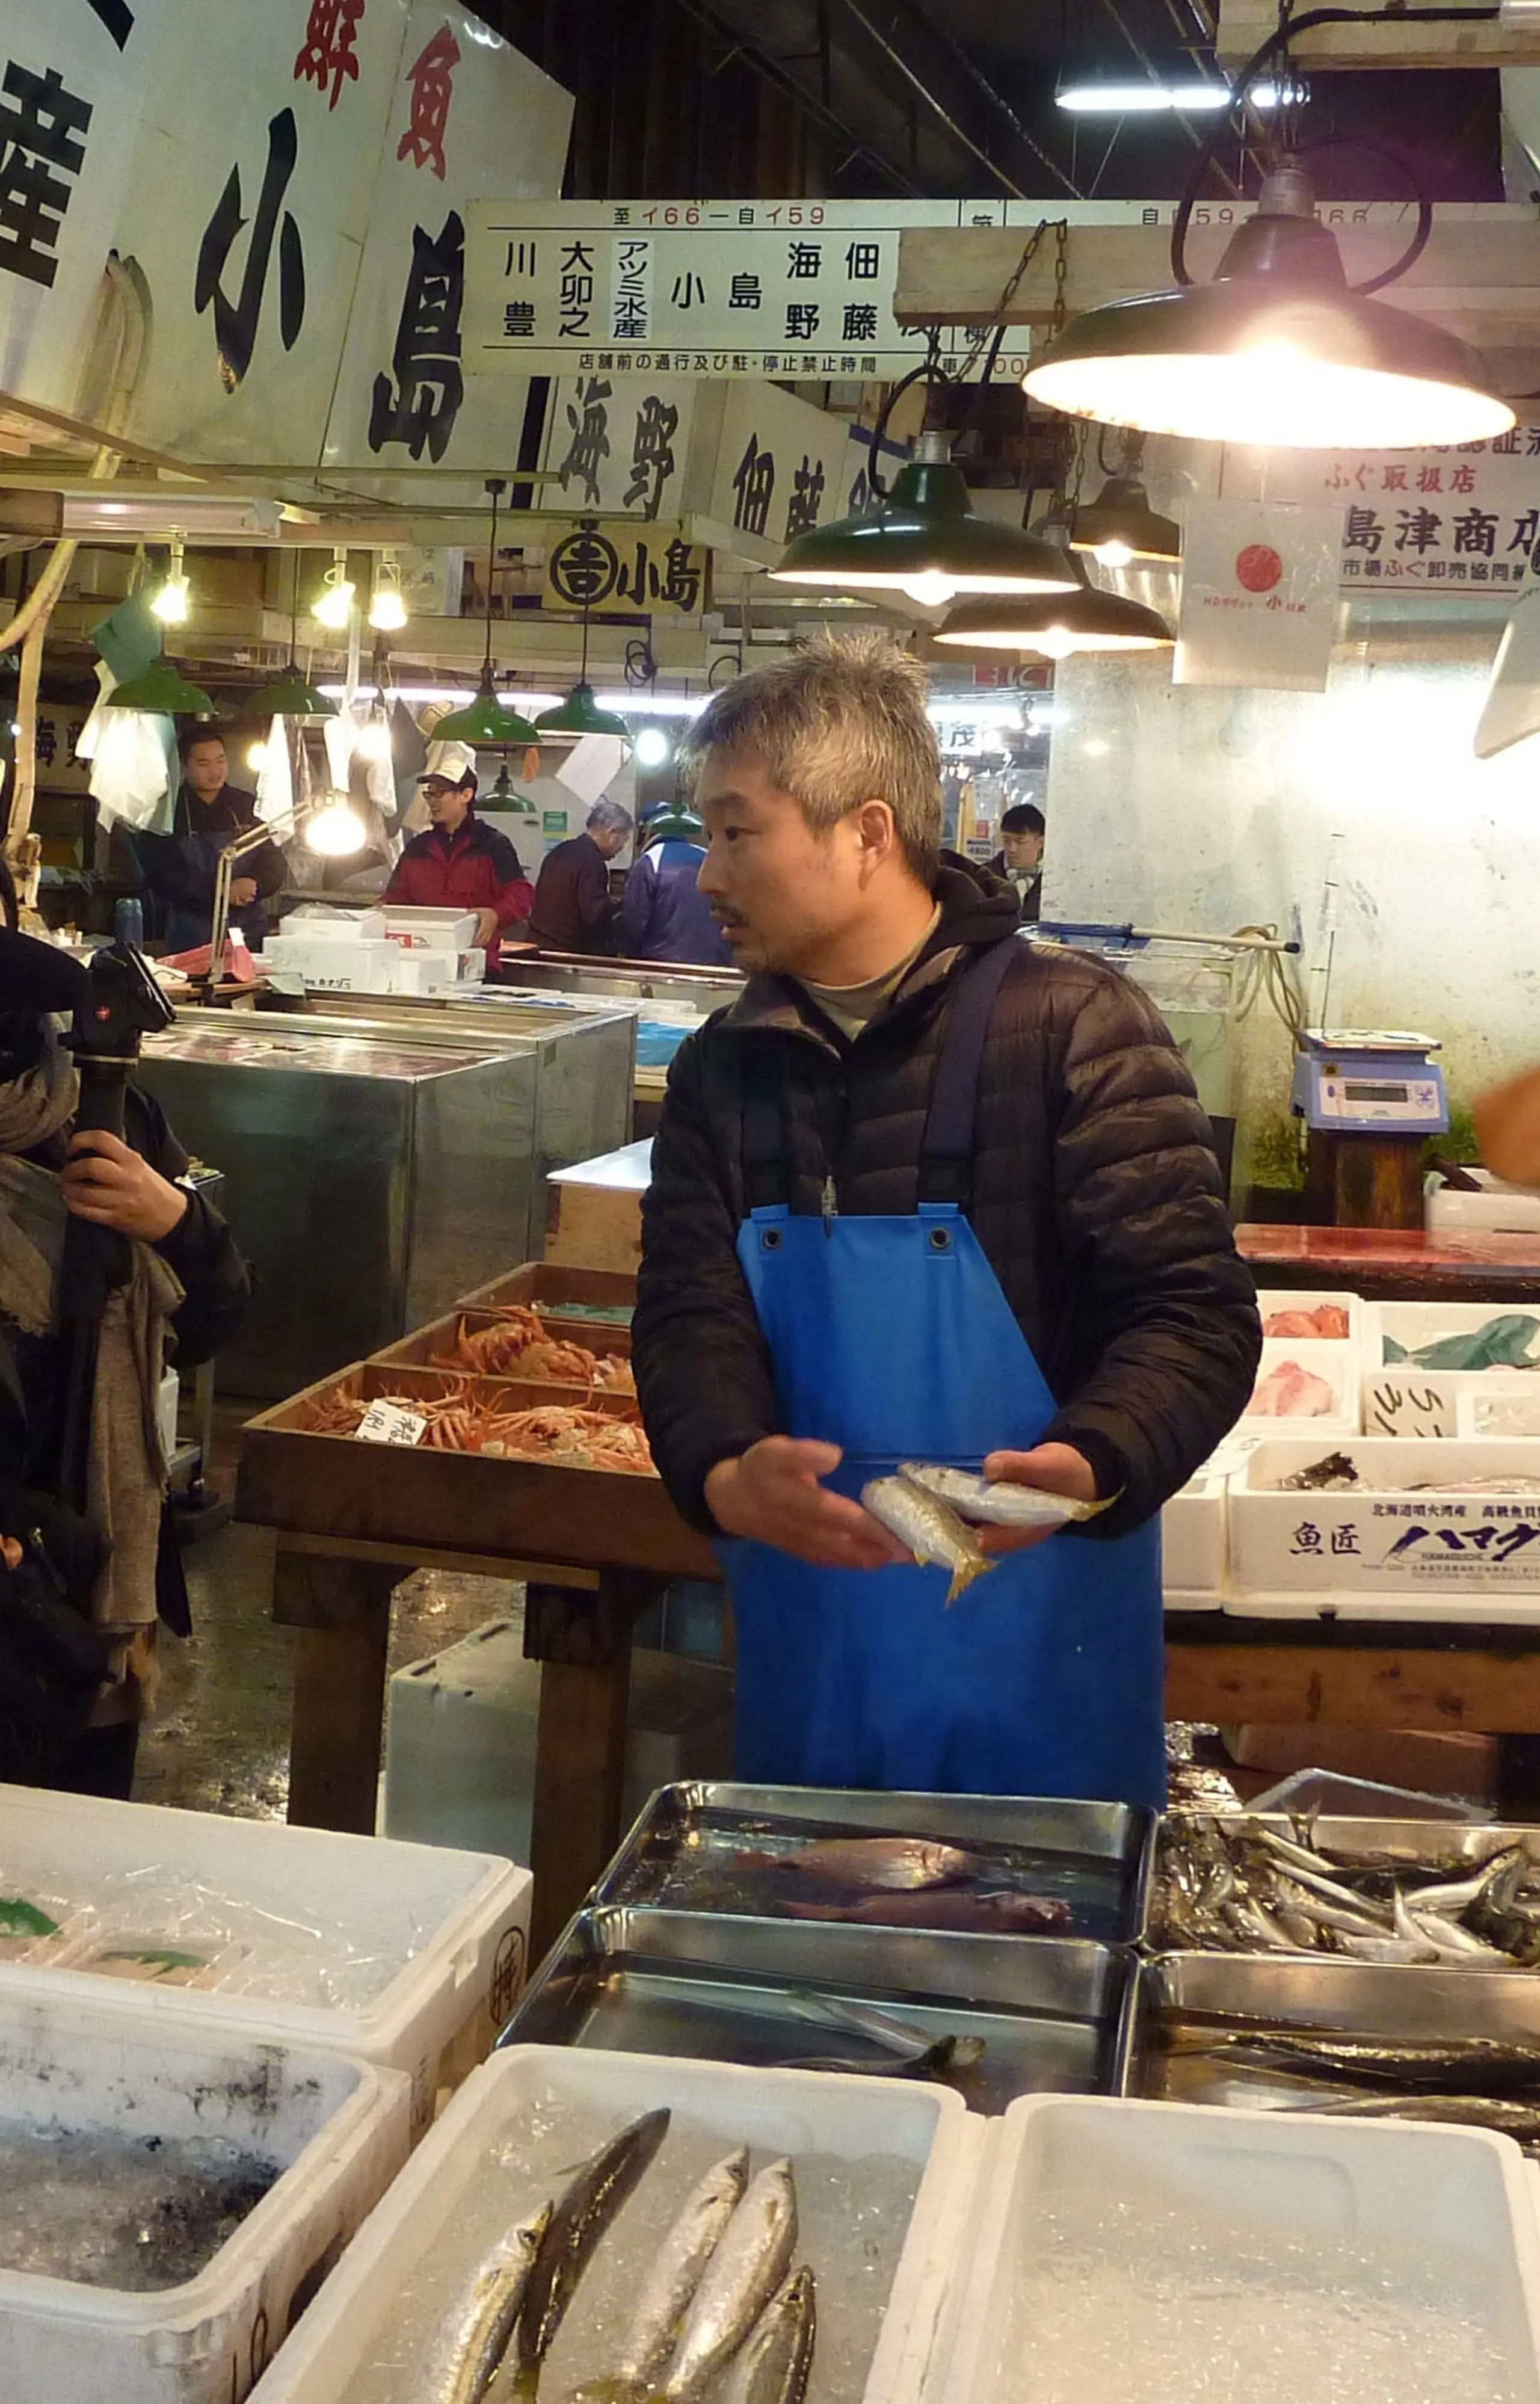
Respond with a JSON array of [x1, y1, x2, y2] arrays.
[[1224, 430, 1540, 597], [466, 199, 1034, 381], [1290, 1499, 1540, 1577]]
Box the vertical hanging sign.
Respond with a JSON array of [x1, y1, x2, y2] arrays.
[[1175, 501, 1342, 691]]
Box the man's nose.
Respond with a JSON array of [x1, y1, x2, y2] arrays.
[[698, 841, 728, 898]]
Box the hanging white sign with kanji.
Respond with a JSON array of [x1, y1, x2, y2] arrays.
[[464, 199, 1036, 381], [1175, 501, 1342, 691], [538, 377, 697, 519], [700, 382, 862, 552], [1223, 430, 1540, 597]]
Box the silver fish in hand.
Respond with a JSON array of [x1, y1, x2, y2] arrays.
[[861, 1477, 993, 1603], [516, 2108, 672, 2376], [665, 2158, 798, 2404], [899, 1464, 1105, 1529], [428, 2201, 550, 2404], [724, 2268, 817, 2404], [579, 2148, 750, 2400]]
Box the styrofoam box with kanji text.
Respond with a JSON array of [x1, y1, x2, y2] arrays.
[[1230, 1437, 1540, 1592]]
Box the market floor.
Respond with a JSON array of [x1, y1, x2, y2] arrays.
[[134, 1412, 522, 1820]]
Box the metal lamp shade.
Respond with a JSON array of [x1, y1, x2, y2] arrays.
[[434, 673, 542, 747], [1069, 477, 1181, 564], [248, 660, 337, 719], [535, 682, 631, 739], [1026, 205, 1514, 450], [769, 457, 1080, 605], [935, 586, 1174, 658], [104, 658, 215, 713]]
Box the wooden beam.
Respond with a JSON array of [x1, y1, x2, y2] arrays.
[[1166, 1640, 1540, 1734], [1217, 0, 1540, 68], [893, 218, 1540, 370]]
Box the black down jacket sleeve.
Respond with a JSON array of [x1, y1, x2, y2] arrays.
[[633, 1031, 777, 1532], [126, 1086, 254, 1372], [1036, 969, 1261, 1536]]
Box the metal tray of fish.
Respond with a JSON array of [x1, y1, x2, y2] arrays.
[[594, 1784, 1155, 1947], [503, 1906, 1137, 2116], [1153, 1812, 1540, 1965], [1128, 1949, 1540, 2149]]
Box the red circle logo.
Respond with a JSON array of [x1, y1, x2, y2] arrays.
[[1234, 543, 1283, 593]]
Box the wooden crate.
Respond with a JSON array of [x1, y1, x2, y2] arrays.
[[239, 1364, 715, 1577], [456, 1263, 636, 1317]]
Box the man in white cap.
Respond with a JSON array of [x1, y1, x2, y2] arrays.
[[381, 744, 534, 971]]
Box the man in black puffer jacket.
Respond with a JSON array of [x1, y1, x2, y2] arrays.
[[632, 633, 1260, 1808]]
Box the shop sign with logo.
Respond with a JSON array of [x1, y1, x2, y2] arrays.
[[1175, 501, 1342, 691]]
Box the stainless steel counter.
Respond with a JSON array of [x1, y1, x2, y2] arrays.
[[138, 1017, 543, 1399], [499, 952, 743, 1011]]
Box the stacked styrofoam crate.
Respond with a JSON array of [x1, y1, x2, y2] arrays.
[[1226, 1435, 1540, 1623], [0, 1979, 409, 2404], [250, 2045, 980, 2404], [1245, 1290, 1366, 1440], [1364, 1299, 1540, 1438], [0, 1785, 531, 2141]]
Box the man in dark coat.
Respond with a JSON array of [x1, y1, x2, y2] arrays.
[[614, 809, 735, 967], [631, 633, 1260, 1804], [142, 729, 287, 953], [528, 798, 635, 954]]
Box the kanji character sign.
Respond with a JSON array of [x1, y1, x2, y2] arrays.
[[294, 0, 366, 110], [398, 23, 461, 179], [369, 209, 465, 462], [0, 63, 93, 292], [195, 109, 306, 392]]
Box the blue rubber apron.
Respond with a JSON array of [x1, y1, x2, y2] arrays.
[[721, 940, 1166, 1809]]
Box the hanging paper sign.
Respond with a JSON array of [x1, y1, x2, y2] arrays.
[[1175, 502, 1341, 691], [1362, 1376, 1458, 1440], [542, 520, 709, 618]]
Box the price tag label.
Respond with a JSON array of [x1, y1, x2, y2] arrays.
[[1363, 1376, 1456, 1440], [355, 1401, 428, 1447]]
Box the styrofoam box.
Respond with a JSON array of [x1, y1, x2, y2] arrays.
[[1242, 1336, 1361, 1435], [1364, 1300, 1540, 1435], [0, 1785, 530, 2141], [259, 943, 401, 993], [279, 911, 387, 944], [1224, 1585, 1540, 1626], [249, 2044, 978, 2404], [1254, 1286, 1366, 1345], [932, 2095, 1540, 2404], [1461, 1382, 1540, 1440], [380, 907, 480, 952], [1231, 1437, 1540, 1593], [1427, 1168, 1540, 1237], [0, 1981, 410, 2404], [1162, 1467, 1228, 1600]]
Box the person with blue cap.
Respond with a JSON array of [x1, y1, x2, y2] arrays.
[[614, 801, 735, 967]]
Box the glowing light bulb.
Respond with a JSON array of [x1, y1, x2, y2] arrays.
[[313, 579, 356, 630], [368, 559, 408, 631], [247, 741, 268, 773], [900, 572, 956, 609], [1092, 540, 1135, 570], [356, 720, 392, 762], [304, 800, 367, 857], [151, 574, 190, 625], [633, 726, 671, 768], [1032, 628, 1079, 661]]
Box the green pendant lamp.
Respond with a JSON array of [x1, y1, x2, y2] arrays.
[[935, 583, 1174, 659], [769, 431, 1079, 609], [434, 476, 543, 748], [105, 656, 215, 714], [250, 658, 337, 719], [487, 762, 537, 813], [536, 679, 630, 739], [1068, 475, 1181, 567]]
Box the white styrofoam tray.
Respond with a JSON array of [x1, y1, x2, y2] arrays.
[[1462, 1383, 1540, 1440], [1242, 1337, 1361, 1435], [932, 2095, 1540, 2404], [1427, 1171, 1540, 1237], [1364, 1301, 1540, 1434], [1254, 1286, 1365, 1345], [249, 2044, 978, 2404], [0, 1982, 409, 2404], [1230, 1437, 1540, 1593], [0, 1784, 530, 2140], [1162, 1467, 1228, 1597]]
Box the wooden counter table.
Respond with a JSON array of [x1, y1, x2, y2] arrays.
[[1238, 1221, 1540, 1302]]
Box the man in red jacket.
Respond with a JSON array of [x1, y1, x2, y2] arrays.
[[382, 756, 534, 971]]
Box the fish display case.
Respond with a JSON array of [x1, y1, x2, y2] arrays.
[[137, 1002, 632, 1399], [504, 1905, 1138, 2115], [502, 951, 744, 1011], [594, 1784, 1156, 1949]]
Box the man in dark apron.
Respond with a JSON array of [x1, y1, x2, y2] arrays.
[[632, 634, 1260, 1810]]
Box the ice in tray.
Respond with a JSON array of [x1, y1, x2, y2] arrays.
[[331, 2099, 918, 2404]]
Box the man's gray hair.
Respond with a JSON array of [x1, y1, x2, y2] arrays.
[[684, 633, 940, 880], [587, 798, 635, 836]]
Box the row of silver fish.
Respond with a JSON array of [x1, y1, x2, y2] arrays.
[[430, 2109, 816, 2404], [1159, 1814, 1540, 1968], [1162, 2019, 1540, 2151]]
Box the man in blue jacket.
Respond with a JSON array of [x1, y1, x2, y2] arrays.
[[614, 804, 735, 966]]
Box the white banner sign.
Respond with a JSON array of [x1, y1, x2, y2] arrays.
[[1, 0, 570, 477], [466, 199, 1036, 381], [538, 376, 698, 520], [1224, 428, 1540, 597], [699, 383, 862, 550], [1175, 501, 1343, 691]]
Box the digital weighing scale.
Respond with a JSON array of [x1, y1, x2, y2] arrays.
[[1291, 1030, 1449, 1138]]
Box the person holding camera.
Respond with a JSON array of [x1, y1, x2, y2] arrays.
[[0, 887, 250, 1795]]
